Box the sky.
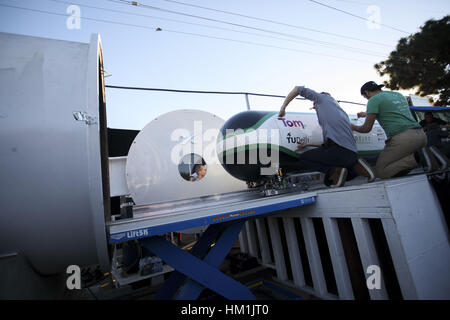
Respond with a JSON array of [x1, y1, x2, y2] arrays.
[[0, 0, 449, 129]]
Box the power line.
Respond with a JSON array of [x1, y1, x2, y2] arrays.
[[106, 0, 388, 57], [0, 3, 159, 30], [336, 100, 366, 106], [106, 84, 306, 99], [152, 0, 392, 47], [0, 3, 375, 63], [162, 28, 375, 62], [105, 84, 367, 105], [327, 0, 445, 15], [108, 0, 441, 59], [47, 0, 386, 57], [326, 0, 371, 5], [307, 0, 409, 34]]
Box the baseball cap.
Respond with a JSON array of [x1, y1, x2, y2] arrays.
[[360, 81, 384, 95]]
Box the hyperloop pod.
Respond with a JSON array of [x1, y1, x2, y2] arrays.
[[0, 32, 110, 275], [216, 110, 387, 182]]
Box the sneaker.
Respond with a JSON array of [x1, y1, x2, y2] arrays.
[[330, 167, 348, 188], [354, 158, 375, 182], [414, 147, 439, 172], [429, 146, 448, 171]]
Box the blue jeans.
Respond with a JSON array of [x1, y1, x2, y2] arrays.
[[284, 141, 358, 186]]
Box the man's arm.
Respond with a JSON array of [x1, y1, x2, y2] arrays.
[[357, 111, 367, 118], [279, 86, 324, 117], [296, 141, 322, 151], [352, 113, 377, 133], [279, 86, 300, 117], [298, 86, 322, 103]]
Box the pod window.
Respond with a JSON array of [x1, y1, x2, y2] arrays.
[[178, 154, 207, 182]]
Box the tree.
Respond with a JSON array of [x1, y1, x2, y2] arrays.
[[374, 16, 450, 106]]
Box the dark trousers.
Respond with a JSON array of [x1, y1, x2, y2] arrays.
[[284, 140, 358, 186]]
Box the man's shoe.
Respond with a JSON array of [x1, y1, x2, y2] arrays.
[[414, 147, 439, 172], [429, 146, 448, 170], [354, 158, 375, 182], [330, 167, 348, 188]]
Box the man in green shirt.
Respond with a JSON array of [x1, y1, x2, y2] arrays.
[[352, 81, 443, 178]]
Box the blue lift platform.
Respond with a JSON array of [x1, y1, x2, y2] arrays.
[[107, 189, 317, 300]]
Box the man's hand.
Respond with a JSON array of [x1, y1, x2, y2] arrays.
[[296, 141, 308, 151], [352, 113, 377, 133], [357, 111, 367, 118]]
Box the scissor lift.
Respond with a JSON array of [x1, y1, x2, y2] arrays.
[[107, 188, 317, 299]]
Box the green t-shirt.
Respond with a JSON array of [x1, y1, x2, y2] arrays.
[[366, 91, 421, 139]]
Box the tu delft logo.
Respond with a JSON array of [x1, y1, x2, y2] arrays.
[[286, 133, 309, 144]]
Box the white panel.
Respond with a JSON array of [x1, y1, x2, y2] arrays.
[[300, 217, 327, 296], [323, 217, 354, 300], [255, 219, 272, 264], [385, 176, 449, 261], [381, 218, 418, 299], [245, 220, 258, 258], [384, 175, 450, 299], [282, 182, 391, 219], [351, 218, 388, 300], [409, 94, 433, 106], [267, 217, 288, 281], [239, 225, 249, 254], [283, 218, 306, 288], [406, 242, 450, 299], [109, 157, 129, 197]]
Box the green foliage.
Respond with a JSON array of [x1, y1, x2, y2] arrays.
[[375, 16, 450, 106]]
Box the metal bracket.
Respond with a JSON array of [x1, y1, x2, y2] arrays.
[[73, 111, 97, 125]]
